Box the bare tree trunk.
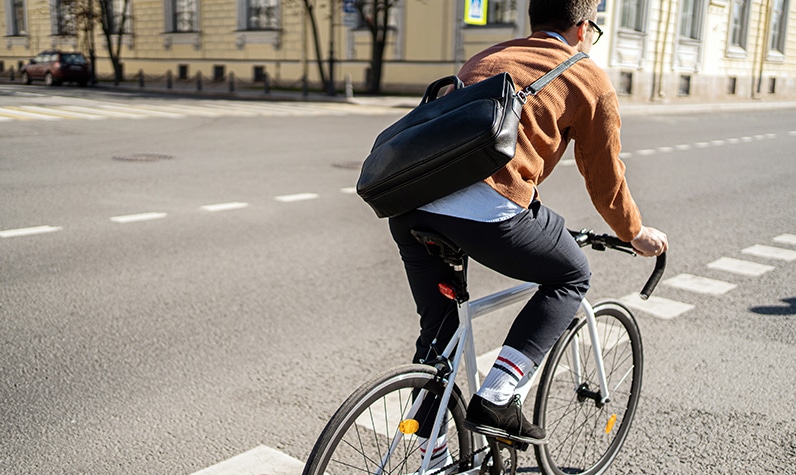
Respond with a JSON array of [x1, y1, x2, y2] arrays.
[[302, 0, 329, 90]]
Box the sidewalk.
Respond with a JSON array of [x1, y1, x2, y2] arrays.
[[98, 78, 796, 116]]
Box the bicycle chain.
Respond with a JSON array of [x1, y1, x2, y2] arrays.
[[425, 444, 490, 475]]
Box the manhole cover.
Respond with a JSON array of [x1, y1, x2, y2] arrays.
[[113, 153, 174, 162], [332, 161, 362, 170]]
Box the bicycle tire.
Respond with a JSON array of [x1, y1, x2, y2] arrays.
[[303, 364, 473, 475], [532, 301, 643, 475]]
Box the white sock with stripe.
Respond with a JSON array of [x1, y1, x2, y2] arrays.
[[476, 345, 535, 406], [418, 433, 450, 469]]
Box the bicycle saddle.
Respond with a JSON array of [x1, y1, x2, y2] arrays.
[[410, 229, 466, 266]]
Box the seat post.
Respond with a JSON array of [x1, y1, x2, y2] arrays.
[[410, 229, 469, 303]]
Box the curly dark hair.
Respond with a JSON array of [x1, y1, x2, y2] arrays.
[[529, 0, 599, 32]]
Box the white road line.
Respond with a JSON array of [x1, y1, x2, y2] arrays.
[[619, 152, 632, 159], [675, 144, 692, 151], [707, 257, 775, 277], [710, 139, 725, 146], [60, 105, 148, 119], [740, 136, 754, 142], [0, 225, 63, 238], [0, 107, 61, 120], [637, 149, 656, 156], [98, 104, 185, 118], [619, 294, 694, 320], [657, 146, 674, 153], [201, 202, 249, 212], [339, 187, 357, 194], [17, 106, 102, 120], [110, 212, 168, 224], [788, 131, 796, 136], [274, 193, 319, 203], [560, 158, 576, 166], [773, 234, 796, 246], [695, 142, 710, 148], [741, 244, 796, 262], [190, 445, 303, 475], [663, 273, 737, 295]]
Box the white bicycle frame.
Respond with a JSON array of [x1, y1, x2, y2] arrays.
[[378, 281, 611, 475]]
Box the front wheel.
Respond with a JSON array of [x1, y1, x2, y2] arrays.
[[20, 71, 31, 85], [533, 302, 643, 475], [303, 364, 473, 475]]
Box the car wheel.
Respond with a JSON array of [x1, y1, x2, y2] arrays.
[[45, 73, 56, 86], [21, 71, 31, 85]]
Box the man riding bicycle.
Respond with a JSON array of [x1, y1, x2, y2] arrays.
[[388, 0, 668, 467]]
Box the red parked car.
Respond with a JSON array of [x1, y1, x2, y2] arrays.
[[20, 51, 92, 87]]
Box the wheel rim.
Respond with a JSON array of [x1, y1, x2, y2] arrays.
[[533, 305, 642, 475], [312, 369, 471, 475]]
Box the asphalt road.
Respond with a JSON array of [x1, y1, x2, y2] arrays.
[[1, 85, 794, 474]]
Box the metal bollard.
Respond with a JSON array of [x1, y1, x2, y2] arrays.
[[9, 67, 14, 82], [139, 69, 145, 88], [263, 72, 270, 94], [229, 71, 235, 92], [197, 71, 202, 91]]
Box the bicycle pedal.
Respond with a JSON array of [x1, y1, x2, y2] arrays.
[[493, 436, 529, 452]]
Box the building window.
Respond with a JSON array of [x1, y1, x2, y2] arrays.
[[5, 0, 27, 35], [620, 0, 647, 31], [678, 75, 691, 96], [172, 0, 198, 32], [105, 0, 132, 34], [769, 0, 788, 53], [618, 71, 633, 95], [53, 0, 77, 36], [487, 0, 516, 25], [727, 77, 737, 95], [679, 0, 704, 40], [729, 0, 750, 49], [247, 0, 279, 30]]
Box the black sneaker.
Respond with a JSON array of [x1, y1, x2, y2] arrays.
[[463, 394, 547, 445]]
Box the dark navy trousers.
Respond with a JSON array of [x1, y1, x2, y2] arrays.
[[389, 200, 591, 367]]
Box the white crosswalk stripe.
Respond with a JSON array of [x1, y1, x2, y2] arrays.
[[663, 273, 737, 295], [0, 100, 403, 122]]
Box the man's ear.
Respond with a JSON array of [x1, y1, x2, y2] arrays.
[[576, 21, 588, 43]]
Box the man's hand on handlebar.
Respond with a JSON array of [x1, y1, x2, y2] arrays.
[[631, 226, 669, 258]]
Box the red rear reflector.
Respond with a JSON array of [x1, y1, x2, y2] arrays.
[[438, 283, 456, 300]]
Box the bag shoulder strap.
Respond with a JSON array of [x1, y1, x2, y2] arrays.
[[516, 52, 588, 103]]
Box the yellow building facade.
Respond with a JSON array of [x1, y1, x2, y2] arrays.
[[2, 0, 794, 102]]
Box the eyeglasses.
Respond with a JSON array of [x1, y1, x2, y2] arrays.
[[584, 19, 603, 45]]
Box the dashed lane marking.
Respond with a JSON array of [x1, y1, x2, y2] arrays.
[[200, 202, 250, 212], [663, 273, 737, 295], [274, 193, 319, 203], [339, 187, 357, 194], [0, 106, 60, 120], [98, 104, 186, 118], [619, 293, 695, 319], [60, 105, 148, 119], [190, 445, 303, 475], [773, 234, 796, 246], [707, 257, 775, 277], [16, 105, 103, 120], [110, 212, 168, 224], [0, 225, 63, 238], [741, 244, 796, 262]]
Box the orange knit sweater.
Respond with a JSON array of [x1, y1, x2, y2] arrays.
[[458, 36, 643, 242]]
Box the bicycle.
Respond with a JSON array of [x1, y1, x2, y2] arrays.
[[303, 228, 666, 475]]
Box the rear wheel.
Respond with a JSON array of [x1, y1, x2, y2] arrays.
[[44, 73, 56, 86], [303, 364, 473, 475], [533, 302, 643, 475], [20, 71, 31, 85]]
